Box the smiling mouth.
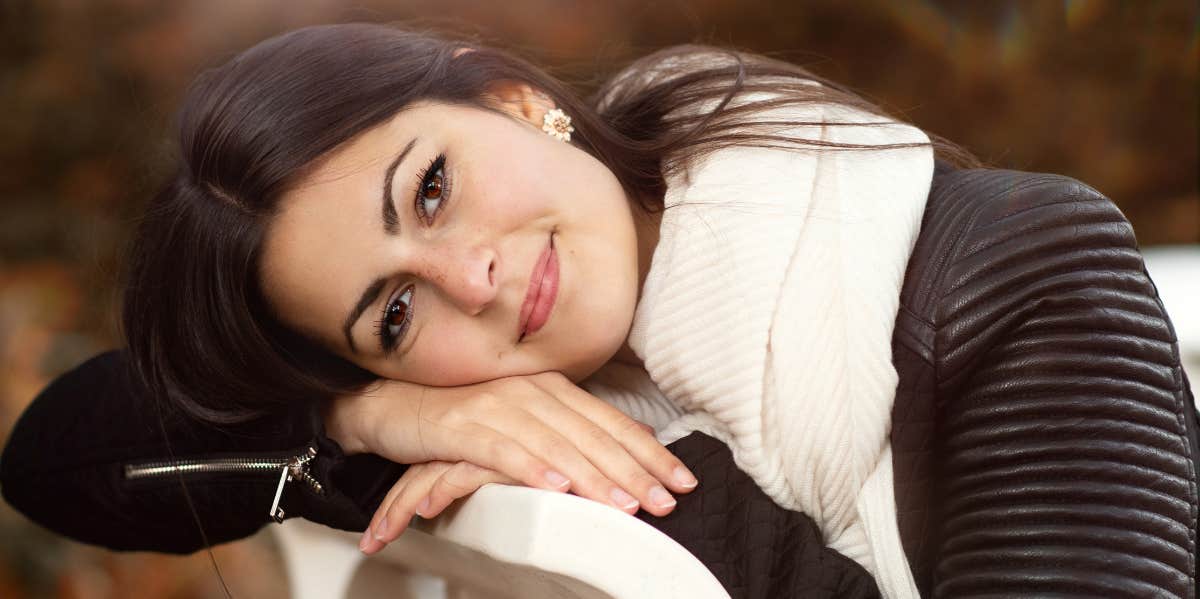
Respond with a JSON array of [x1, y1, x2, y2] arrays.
[[518, 233, 559, 341]]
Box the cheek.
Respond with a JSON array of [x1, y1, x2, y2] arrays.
[[469, 160, 549, 222], [392, 322, 510, 386], [469, 133, 570, 215]]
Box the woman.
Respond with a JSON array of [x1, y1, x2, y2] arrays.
[[3, 23, 1197, 598]]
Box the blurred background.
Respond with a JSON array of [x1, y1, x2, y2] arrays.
[[0, 0, 1196, 597]]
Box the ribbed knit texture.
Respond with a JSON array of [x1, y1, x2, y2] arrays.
[[584, 101, 931, 599]]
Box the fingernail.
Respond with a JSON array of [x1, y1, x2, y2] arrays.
[[358, 529, 371, 552], [610, 488, 639, 511], [416, 497, 430, 517], [544, 470, 570, 489], [649, 485, 676, 509], [373, 517, 388, 541], [674, 466, 698, 489]]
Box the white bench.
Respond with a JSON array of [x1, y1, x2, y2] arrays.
[[273, 484, 730, 599]]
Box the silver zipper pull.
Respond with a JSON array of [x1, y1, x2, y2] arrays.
[[269, 445, 321, 523], [269, 466, 291, 522]]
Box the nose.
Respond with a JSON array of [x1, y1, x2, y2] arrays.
[[415, 242, 498, 316]]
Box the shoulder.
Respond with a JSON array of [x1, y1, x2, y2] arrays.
[[904, 166, 1138, 317], [943, 167, 1131, 247], [900, 165, 1152, 385]]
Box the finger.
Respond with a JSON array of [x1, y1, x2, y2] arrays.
[[482, 411, 643, 514], [633, 420, 655, 436], [452, 380, 671, 515], [422, 462, 518, 519], [434, 420, 584, 498], [363, 462, 452, 553], [519, 395, 680, 517], [553, 377, 697, 493], [377, 461, 451, 543], [359, 464, 423, 554], [420, 397, 576, 496], [537, 376, 698, 495]]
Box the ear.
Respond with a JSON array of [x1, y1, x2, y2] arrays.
[[483, 80, 556, 129]]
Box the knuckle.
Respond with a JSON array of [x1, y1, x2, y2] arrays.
[[614, 416, 648, 438], [585, 424, 616, 446], [485, 435, 511, 455], [447, 460, 481, 480], [539, 433, 572, 457], [432, 475, 471, 498], [386, 495, 410, 519], [450, 461, 481, 476], [471, 391, 502, 412], [439, 404, 468, 428]]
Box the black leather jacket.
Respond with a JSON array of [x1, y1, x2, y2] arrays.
[[4, 162, 1198, 598]]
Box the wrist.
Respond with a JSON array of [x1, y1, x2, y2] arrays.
[[321, 393, 371, 455], [323, 379, 428, 462]]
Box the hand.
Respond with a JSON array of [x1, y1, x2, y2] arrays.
[[357, 460, 516, 554], [324, 371, 698, 518]]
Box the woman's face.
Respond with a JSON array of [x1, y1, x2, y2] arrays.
[[260, 94, 646, 386]]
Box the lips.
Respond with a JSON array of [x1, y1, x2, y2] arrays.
[[518, 234, 559, 339]]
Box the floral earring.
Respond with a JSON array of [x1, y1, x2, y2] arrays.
[[542, 108, 574, 142]]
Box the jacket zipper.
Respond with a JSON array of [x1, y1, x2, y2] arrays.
[[123, 444, 323, 523]]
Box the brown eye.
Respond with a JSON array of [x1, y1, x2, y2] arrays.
[[415, 156, 447, 223], [422, 175, 443, 199], [381, 287, 414, 350], [386, 300, 406, 326]]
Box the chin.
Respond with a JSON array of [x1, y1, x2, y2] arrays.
[[559, 329, 630, 383], [551, 281, 638, 382], [560, 360, 609, 384]]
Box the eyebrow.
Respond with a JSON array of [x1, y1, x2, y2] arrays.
[[382, 137, 418, 235], [342, 137, 418, 354]]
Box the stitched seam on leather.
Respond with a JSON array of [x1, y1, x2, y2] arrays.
[[914, 171, 978, 315], [930, 176, 1106, 389], [898, 304, 934, 330]]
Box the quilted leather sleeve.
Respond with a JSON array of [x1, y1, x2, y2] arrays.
[[930, 170, 1199, 597]]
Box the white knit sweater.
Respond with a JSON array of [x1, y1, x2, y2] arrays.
[[581, 99, 933, 599]]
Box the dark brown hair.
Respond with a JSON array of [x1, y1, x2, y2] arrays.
[[123, 22, 978, 427]]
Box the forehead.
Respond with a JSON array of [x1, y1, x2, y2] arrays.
[[281, 100, 512, 204], [300, 101, 444, 185]]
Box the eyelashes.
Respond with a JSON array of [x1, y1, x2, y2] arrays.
[[375, 153, 451, 354], [374, 285, 413, 352], [414, 153, 449, 224]]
